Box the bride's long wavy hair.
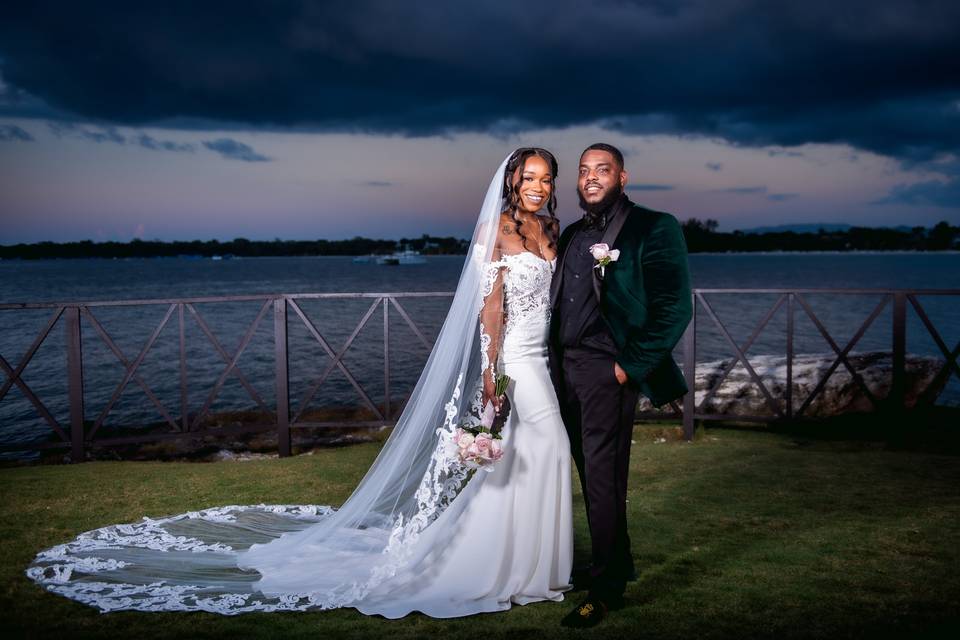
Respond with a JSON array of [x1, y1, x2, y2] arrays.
[[502, 147, 560, 255]]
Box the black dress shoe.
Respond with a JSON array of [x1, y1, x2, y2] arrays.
[[560, 595, 609, 628]]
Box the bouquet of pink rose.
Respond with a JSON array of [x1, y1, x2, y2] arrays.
[[452, 372, 511, 471], [452, 426, 503, 470]]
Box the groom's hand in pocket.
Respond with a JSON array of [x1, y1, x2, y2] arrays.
[[614, 362, 628, 385]]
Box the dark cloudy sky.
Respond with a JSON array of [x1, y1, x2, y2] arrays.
[[1, 0, 958, 242]]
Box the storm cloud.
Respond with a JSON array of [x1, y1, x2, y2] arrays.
[[721, 186, 768, 195], [0, 124, 32, 141], [0, 0, 958, 165], [202, 138, 271, 162], [47, 122, 196, 153], [136, 134, 195, 153], [767, 193, 799, 202], [627, 183, 675, 191], [873, 179, 960, 207]]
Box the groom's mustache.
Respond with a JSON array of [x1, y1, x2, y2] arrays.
[[577, 182, 624, 216]]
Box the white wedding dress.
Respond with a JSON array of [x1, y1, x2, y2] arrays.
[[349, 251, 572, 617], [25, 250, 574, 618]]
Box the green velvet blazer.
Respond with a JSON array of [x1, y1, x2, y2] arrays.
[[550, 196, 693, 407]]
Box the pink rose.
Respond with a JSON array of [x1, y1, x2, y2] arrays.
[[456, 429, 475, 450], [589, 243, 609, 260], [588, 243, 620, 263], [473, 432, 493, 459]]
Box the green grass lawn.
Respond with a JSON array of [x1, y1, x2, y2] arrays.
[[2, 424, 960, 639]]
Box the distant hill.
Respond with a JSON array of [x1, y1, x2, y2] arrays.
[[683, 218, 958, 252], [738, 223, 852, 234], [737, 223, 917, 235]]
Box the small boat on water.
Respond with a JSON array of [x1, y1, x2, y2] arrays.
[[375, 249, 427, 265]]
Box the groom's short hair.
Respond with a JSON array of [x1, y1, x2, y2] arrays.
[[582, 143, 624, 170]]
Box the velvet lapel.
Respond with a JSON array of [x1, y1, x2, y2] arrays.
[[591, 196, 631, 302]]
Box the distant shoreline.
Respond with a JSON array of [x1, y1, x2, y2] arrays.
[[1, 219, 958, 258], [3, 250, 960, 262]]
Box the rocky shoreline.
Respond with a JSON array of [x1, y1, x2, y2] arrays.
[[638, 351, 947, 417], [20, 407, 393, 466]]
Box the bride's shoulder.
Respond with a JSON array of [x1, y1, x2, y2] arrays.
[[477, 213, 515, 249], [497, 211, 520, 241]]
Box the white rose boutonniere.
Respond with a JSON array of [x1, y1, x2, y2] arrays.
[[588, 243, 620, 278]]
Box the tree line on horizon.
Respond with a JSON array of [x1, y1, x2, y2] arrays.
[[1, 222, 957, 260], [0, 235, 470, 260], [680, 219, 959, 252]]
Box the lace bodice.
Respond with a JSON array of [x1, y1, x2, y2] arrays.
[[479, 251, 555, 391], [494, 252, 555, 335]]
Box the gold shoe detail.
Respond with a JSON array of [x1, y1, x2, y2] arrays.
[[579, 603, 595, 617]]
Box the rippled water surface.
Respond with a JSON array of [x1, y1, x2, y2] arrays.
[[2, 253, 958, 451]]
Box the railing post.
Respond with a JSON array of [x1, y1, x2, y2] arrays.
[[682, 294, 696, 441], [891, 292, 907, 410], [383, 297, 390, 421], [65, 306, 85, 463], [179, 303, 189, 432], [786, 293, 794, 420], [274, 296, 291, 457]]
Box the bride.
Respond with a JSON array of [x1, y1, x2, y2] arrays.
[[26, 148, 573, 618]]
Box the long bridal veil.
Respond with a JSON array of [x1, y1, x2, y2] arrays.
[[26, 155, 514, 614]]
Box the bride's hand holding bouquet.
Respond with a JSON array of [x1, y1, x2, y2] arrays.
[[484, 371, 512, 435], [454, 372, 511, 470]]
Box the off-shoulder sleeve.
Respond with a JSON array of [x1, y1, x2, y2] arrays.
[[479, 245, 506, 400]]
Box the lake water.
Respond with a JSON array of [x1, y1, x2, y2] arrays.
[[2, 253, 958, 453]]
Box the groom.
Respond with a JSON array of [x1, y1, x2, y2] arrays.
[[550, 143, 692, 628]]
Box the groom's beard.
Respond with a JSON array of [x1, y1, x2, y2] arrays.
[[578, 183, 624, 227]]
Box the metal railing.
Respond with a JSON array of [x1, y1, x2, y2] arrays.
[[663, 289, 960, 439], [1, 288, 958, 461], [0, 292, 451, 461]]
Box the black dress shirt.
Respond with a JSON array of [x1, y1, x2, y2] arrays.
[[558, 213, 616, 353]]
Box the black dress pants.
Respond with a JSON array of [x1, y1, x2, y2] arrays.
[[561, 347, 640, 598]]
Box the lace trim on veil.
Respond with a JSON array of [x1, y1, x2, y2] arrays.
[[372, 253, 507, 588], [27, 505, 335, 614]]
